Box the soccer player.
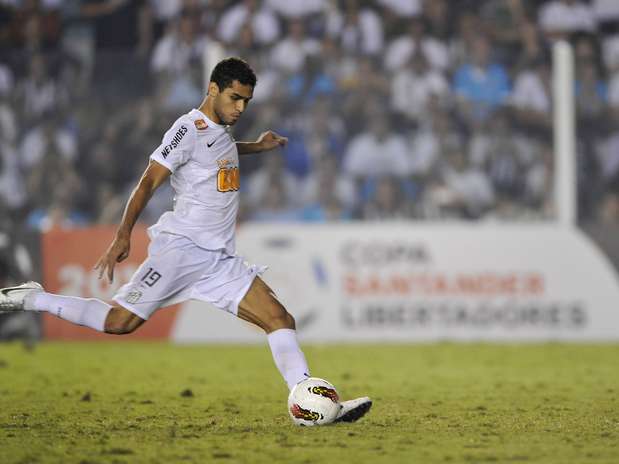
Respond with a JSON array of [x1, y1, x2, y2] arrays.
[[0, 57, 371, 423]]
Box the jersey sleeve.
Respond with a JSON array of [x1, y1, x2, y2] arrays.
[[149, 117, 195, 173]]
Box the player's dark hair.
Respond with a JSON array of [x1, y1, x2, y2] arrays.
[[210, 57, 257, 91]]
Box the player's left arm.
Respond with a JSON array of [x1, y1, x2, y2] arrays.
[[236, 130, 288, 155]]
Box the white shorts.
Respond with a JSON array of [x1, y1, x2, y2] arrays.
[[113, 233, 266, 320]]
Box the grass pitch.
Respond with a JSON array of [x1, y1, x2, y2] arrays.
[[1, 343, 618, 464]]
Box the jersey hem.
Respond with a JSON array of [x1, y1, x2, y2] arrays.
[[112, 298, 151, 321]]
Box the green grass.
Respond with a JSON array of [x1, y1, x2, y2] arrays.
[[0, 343, 618, 464]]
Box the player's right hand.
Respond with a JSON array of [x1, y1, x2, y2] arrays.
[[94, 236, 131, 283]]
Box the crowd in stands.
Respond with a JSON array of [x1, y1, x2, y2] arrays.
[[1, 0, 619, 229]]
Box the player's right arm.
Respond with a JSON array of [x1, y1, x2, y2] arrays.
[[95, 161, 170, 283], [95, 116, 195, 283]]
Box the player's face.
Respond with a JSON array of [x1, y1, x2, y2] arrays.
[[215, 80, 254, 126]]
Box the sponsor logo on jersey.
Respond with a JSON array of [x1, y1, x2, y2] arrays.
[[308, 386, 339, 403], [207, 132, 227, 148], [161, 125, 188, 158], [290, 404, 323, 421], [194, 119, 208, 130]]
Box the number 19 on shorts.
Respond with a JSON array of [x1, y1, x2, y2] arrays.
[[217, 167, 240, 192]]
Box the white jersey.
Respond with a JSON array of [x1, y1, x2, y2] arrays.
[[148, 109, 240, 253]]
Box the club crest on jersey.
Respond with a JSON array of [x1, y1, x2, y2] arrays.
[[126, 290, 143, 304], [194, 119, 208, 130]]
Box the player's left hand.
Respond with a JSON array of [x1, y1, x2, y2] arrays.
[[256, 130, 288, 152]]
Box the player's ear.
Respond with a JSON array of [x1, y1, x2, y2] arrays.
[[208, 82, 220, 97]]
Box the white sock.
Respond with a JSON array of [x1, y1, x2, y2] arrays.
[[25, 292, 111, 332], [267, 328, 310, 390]]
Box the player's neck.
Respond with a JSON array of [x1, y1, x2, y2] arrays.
[[198, 98, 222, 125]]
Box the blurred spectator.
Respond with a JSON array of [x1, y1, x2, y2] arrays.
[[422, 0, 450, 39], [7, 0, 60, 52], [481, 0, 528, 64], [440, 150, 495, 219], [602, 33, 619, 73], [27, 187, 88, 231], [510, 56, 552, 130], [342, 113, 411, 180], [0, 66, 17, 144], [218, 0, 280, 46], [18, 54, 67, 124], [300, 164, 354, 222], [575, 59, 608, 128], [538, 0, 596, 37], [454, 34, 510, 123], [326, 0, 384, 56], [270, 20, 320, 73], [0, 137, 25, 214], [26, 153, 84, 230], [151, 12, 207, 76], [249, 180, 299, 221], [597, 192, 619, 222], [484, 143, 525, 207], [301, 155, 356, 211], [286, 55, 338, 104], [517, 19, 545, 70], [340, 57, 390, 133], [25, 140, 80, 200], [249, 61, 281, 104], [149, 0, 184, 24], [266, 0, 325, 19], [593, 0, 619, 23], [59, 0, 97, 78], [163, 60, 204, 111], [20, 116, 77, 169], [470, 111, 538, 169], [596, 130, 619, 185], [523, 143, 554, 215], [390, 51, 449, 126], [246, 151, 298, 208], [300, 99, 347, 168], [409, 109, 462, 178], [449, 12, 480, 68], [610, 70, 619, 111], [89, 0, 150, 52], [384, 17, 449, 72], [361, 176, 411, 220], [376, 0, 421, 18]]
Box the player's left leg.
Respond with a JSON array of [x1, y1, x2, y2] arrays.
[[0, 282, 111, 332], [237, 276, 310, 390], [0, 281, 146, 334]]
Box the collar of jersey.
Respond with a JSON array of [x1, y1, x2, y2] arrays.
[[193, 108, 226, 130]]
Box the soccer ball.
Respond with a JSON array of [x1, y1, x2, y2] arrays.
[[288, 377, 341, 426]]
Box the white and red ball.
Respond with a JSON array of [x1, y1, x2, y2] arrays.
[[287, 377, 341, 426]]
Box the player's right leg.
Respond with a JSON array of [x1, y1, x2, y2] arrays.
[[0, 281, 145, 334]]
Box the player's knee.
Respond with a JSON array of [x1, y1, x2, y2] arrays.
[[105, 321, 136, 335], [104, 307, 143, 335], [265, 309, 295, 333]]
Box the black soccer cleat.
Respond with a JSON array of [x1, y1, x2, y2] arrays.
[[334, 397, 372, 423]]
